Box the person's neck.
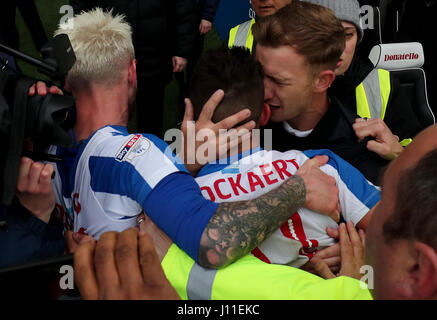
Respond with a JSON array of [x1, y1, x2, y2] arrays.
[[73, 84, 129, 141], [286, 93, 330, 131]]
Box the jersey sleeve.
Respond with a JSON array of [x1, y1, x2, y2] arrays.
[[143, 172, 219, 261], [303, 149, 380, 225], [89, 133, 219, 260]]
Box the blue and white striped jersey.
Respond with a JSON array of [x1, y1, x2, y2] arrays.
[[195, 148, 381, 268], [49, 126, 218, 255]]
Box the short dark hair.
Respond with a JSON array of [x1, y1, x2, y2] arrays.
[[383, 148, 437, 249], [252, 1, 345, 72], [190, 46, 264, 126]]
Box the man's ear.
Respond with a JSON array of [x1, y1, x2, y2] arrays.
[[259, 103, 271, 127], [408, 242, 437, 299], [64, 80, 71, 93], [313, 70, 336, 94], [128, 59, 137, 87]]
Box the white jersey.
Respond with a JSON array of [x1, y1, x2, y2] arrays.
[[49, 126, 186, 239], [195, 148, 380, 267]]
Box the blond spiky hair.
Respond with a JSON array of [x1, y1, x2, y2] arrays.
[[55, 8, 135, 88]]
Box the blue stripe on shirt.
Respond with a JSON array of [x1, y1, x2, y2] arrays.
[[88, 156, 153, 202], [143, 172, 219, 261], [303, 149, 380, 208], [88, 156, 217, 261]]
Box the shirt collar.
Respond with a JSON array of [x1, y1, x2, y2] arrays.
[[197, 146, 263, 177]]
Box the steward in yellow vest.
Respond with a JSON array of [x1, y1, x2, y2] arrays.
[[228, 18, 256, 53], [162, 243, 372, 300]]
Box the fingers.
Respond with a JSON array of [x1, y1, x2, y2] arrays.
[[94, 232, 121, 299], [16, 157, 53, 194], [197, 90, 225, 124], [29, 82, 63, 96], [359, 229, 366, 248], [36, 81, 48, 96], [16, 157, 33, 192], [49, 85, 64, 95], [353, 118, 389, 141], [28, 84, 36, 96], [73, 232, 94, 245], [366, 140, 391, 158], [74, 237, 99, 300], [326, 227, 340, 240], [338, 223, 354, 266], [346, 221, 364, 264], [309, 256, 336, 279], [138, 230, 180, 299], [182, 98, 194, 127], [216, 109, 253, 131], [308, 155, 329, 167], [115, 229, 144, 297], [314, 241, 340, 260], [39, 163, 54, 193]]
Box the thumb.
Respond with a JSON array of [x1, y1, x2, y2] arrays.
[[366, 140, 389, 157], [182, 99, 194, 129], [326, 227, 340, 240], [310, 155, 329, 167]]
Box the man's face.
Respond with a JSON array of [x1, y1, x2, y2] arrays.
[[251, 0, 292, 17], [335, 21, 358, 76], [365, 163, 412, 299], [365, 132, 434, 299], [256, 44, 315, 125]]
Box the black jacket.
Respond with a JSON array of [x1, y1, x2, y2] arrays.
[[330, 55, 423, 141], [263, 94, 389, 185], [0, 203, 64, 268], [196, 0, 220, 22], [70, 0, 197, 83]]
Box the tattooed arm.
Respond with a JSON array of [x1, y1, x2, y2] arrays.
[[198, 156, 340, 269]]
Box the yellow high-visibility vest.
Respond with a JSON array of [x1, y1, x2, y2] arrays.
[[161, 244, 373, 300], [228, 19, 256, 53], [356, 68, 412, 147]]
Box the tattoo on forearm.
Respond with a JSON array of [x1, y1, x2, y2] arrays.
[[198, 175, 306, 268]]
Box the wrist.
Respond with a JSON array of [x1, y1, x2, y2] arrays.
[[285, 175, 306, 208]]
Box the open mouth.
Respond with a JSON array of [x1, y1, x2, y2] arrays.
[[269, 105, 280, 111]]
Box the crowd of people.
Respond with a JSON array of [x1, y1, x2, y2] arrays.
[[1, 0, 437, 301]]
